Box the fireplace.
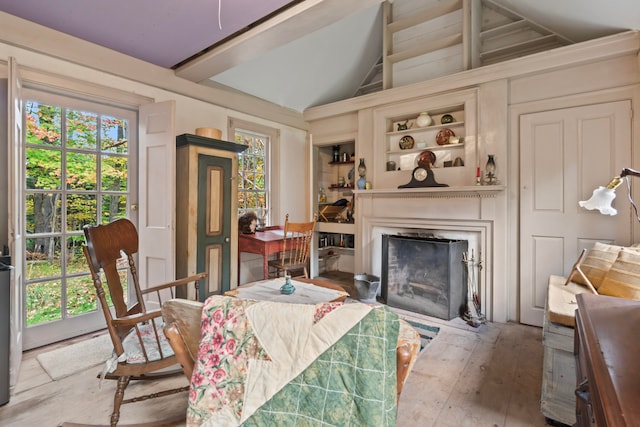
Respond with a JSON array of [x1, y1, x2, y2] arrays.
[[381, 234, 468, 320]]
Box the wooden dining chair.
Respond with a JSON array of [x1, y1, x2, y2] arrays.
[[77, 218, 207, 427], [268, 214, 316, 278]]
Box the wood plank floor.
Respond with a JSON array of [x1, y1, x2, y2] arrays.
[[397, 310, 549, 426], [0, 312, 552, 426]]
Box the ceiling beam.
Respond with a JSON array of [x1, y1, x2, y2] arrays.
[[175, 0, 384, 83]]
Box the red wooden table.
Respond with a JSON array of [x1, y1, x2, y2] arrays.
[[238, 226, 287, 281]]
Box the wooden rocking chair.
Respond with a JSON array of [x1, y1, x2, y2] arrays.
[[63, 218, 207, 427]]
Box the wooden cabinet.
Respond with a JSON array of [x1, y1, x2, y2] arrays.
[[574, 293, 640, 426], [175, 134, 247, 301]]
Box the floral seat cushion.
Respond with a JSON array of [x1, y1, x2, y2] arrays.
[[102, 317, 175, 375], [121, 317, 174, 364]]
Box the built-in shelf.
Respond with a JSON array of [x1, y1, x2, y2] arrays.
[[386, 141, 465, 156], [352, 185, 505, 198], [317, 222, 355, 233], [319, 246, 355, 253], [386, 121, 465, 137]]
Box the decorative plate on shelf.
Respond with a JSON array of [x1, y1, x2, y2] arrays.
[[417, 150, 436, 168], [441, 114, 454, 124], [399, 135, 415, 150], [435, 128, 455, 145]]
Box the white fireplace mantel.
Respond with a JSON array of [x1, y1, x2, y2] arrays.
[[352, 185, 505, 198]]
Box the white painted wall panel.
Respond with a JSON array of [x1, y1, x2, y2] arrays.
[[532, 236, 564, 309], [393, 45, 464, 87], [532, 121, 563, 212]]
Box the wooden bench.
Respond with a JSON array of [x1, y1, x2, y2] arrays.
[[541, 275, 593, 425]]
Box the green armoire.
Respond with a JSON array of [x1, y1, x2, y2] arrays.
[[175, 133, 247, 301]]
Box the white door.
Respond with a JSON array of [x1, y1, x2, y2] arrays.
[[519, 100, 632, 326], [8, 58, 24, 387], [137, 101, 176, 292]]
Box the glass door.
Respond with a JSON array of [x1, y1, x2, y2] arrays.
[[22, 90, 137, 349]]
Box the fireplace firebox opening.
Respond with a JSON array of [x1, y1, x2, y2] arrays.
[[381, 234, 468, 320]]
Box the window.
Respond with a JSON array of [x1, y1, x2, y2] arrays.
[[231, 119, 278, 225]]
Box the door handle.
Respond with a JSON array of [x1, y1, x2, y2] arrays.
[[225, 237, 230, 243]]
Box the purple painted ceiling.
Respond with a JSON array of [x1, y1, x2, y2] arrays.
[[0, 0, 297, 68]]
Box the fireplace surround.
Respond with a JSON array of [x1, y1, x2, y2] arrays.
[[354, 186, 506, 322]]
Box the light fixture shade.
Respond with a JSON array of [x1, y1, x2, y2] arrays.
[[578, 186, 618, 215]]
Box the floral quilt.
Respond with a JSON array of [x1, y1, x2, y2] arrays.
[[187, 295, 399, 427]]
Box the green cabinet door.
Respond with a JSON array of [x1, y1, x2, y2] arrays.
[[197, 154, 232, 299]]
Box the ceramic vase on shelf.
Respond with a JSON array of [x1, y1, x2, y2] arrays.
[[332, 145, 340, 162], [357, 158, 367, 189], [416, 112, 433, 128]]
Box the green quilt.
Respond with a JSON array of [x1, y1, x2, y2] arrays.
[[243, 306, 399, 426], [187, 296, 399, 427]]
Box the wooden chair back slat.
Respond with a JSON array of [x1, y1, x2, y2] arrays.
[[84, 218, 140, 318], [274, 213, 316, 278]]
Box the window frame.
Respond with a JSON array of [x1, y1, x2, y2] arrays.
[[229, 118, 279, 226]]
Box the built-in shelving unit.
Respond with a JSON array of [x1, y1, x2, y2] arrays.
[[312, 140, 356, 280], [385, 107, 466, 171], [373, 89, 478, 189]]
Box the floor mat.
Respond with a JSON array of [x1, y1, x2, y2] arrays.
[[402, 318, 440, 351], [36, 334, 112, 380]]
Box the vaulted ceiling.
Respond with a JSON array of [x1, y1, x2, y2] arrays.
[[0, 0, 638, 112]]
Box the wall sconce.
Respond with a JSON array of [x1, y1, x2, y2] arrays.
[[579, 168, 640, 219]]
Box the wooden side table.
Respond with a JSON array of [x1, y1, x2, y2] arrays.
[[237, 226, 286, 281], [574, 293, 640, 426]]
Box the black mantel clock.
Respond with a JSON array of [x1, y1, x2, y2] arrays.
[[398, 165, 448, 188]]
